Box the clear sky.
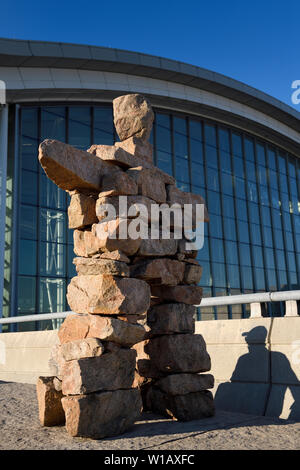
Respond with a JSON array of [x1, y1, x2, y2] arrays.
[[1, 0, 299, 110]]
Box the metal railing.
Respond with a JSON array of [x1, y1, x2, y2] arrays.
[[0, 290, 299, 327]]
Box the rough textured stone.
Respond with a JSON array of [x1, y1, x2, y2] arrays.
[[62, 388, 142, 438], [96, 195, 158, 223], [48, 344, 66, 379], [113, 94, 154, 142], [151, 285, 202, 305], [146, 387, 215, 421], [95, 250, 130, 263], [88, 142, 152, 167], [177, 239, 198, 258], [58, 314, 146, 347], [60, 338, 104, 361], [38, 139, 123, 193], [133, 340, 164, 379], [36, 376, 65, 426], [115, 137, 153, 164], [147, 303, 196, 336], [73, 257, 130, 277], [145, 334, 211, 373], [67, 275, 151, 315], [68, 193, 98, 229], [154, 373, 214, 395], [61, 349, 136, 395], [183, 263, 203, 284], [127, 166, 166, 203], [167, 185, 209, 223], [130, 258, 185, 286], [75, 222, 141, 257], [138, 237, 178, 257], [99, 170, 138, 197]]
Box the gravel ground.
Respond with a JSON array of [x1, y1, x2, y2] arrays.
[[0, 381, 299, 450]]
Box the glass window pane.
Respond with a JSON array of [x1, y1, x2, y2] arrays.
[[209, 214, 223, 238], [68, 107, 91, 150], [21, 170, 38, 205], [278, 153, 287, 174], [21, 108, 39, 172], [236, 198, 248, 221], [241, 266, 253, 289], [212, 262, 226, 287], [18, 240, 37, 275], [39, 278, 66, 313], [20, 205, 37, 240], [40, 173, 66, 210], [221, 172, 233, 196], [211, 238, 225, 263], [191, 162, 205, 187], [207, 190, 221, 215], [206, 167, 219, 191], [204, 124, 216, 147], [156, 114, 171, 153], [267, 148, 277, 170], [41, 107, 66, 141], [256, 143, 266, 166], [189, 119, 202, 142], [175, 157, 189, 183], [244, 137, 255, 161], [39, 242, 66, 277], [40, 209, 66, 244], [237, 221, 250, 243], [252, 245, 264, 268], [232, 133, 242, 157], [205, 145, 218, 168], [220, 150, 231, 172], [17, 276, 36, 313], [225, 241, 238, 264], [218, 128, 230, 152], [156, 150, 173, 175], [239, 243, 251, 266], [253, 267, 266, 290], [250, 223, 262, 245], [227, 264, 240, 288], [94, 107, 114, 145], [224, 217, 237, 241], [223, 195, 235, 219]]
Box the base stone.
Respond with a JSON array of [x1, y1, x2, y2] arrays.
[[146, 387, 215, 421], [62, 388, 142, 438]]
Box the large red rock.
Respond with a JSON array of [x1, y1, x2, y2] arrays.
[[127, 166, 167, 203], [115, 137, 153, 164], [144, 334, 211, 373], [147, 303, 196, 335], [151, 285, 202, 305], [96, 195, 157, 223], [62, 388, 142, 438], [59, 338, 104, 361], [146, 387, 215, 421], [68, 193, 97, 229], [74, 221, 142, 257], [154, 373, 214, 395], [38, 139, 123, 193], [113, 94, 154, 142], [73, 257, 130, 277], [58, 314, 147, 347], [67, 275, 151, 315], [130, 258, 185, 286], [137, 237, 178, 257], [61, 349, 136, 395], [36, 376, 65, 426], [133, 340, 164, 379], [183, 263, 203, 284]]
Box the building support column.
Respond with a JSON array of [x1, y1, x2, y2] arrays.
[[0, 105, 8, 326]]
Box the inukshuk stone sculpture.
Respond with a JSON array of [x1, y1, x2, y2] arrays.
[[36, 94, 215, 439]]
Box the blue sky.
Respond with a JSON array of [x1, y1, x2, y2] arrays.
[[1, 0, 299, 110]]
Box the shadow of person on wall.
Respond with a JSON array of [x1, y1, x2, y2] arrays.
[[214, 326, 300, 420]]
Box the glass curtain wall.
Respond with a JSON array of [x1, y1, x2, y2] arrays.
[[14, 104, 300, 328]]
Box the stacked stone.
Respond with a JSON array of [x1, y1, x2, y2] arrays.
[[36, 94, 214, 439]]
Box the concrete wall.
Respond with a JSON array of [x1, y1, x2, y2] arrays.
[[0, 317, 299, 420], [195, 317, 300, 420]]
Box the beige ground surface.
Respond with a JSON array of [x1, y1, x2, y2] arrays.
[[0, 381, 299, 450]]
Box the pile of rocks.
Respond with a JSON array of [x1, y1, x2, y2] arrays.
[[36, 93, 215, 439]]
